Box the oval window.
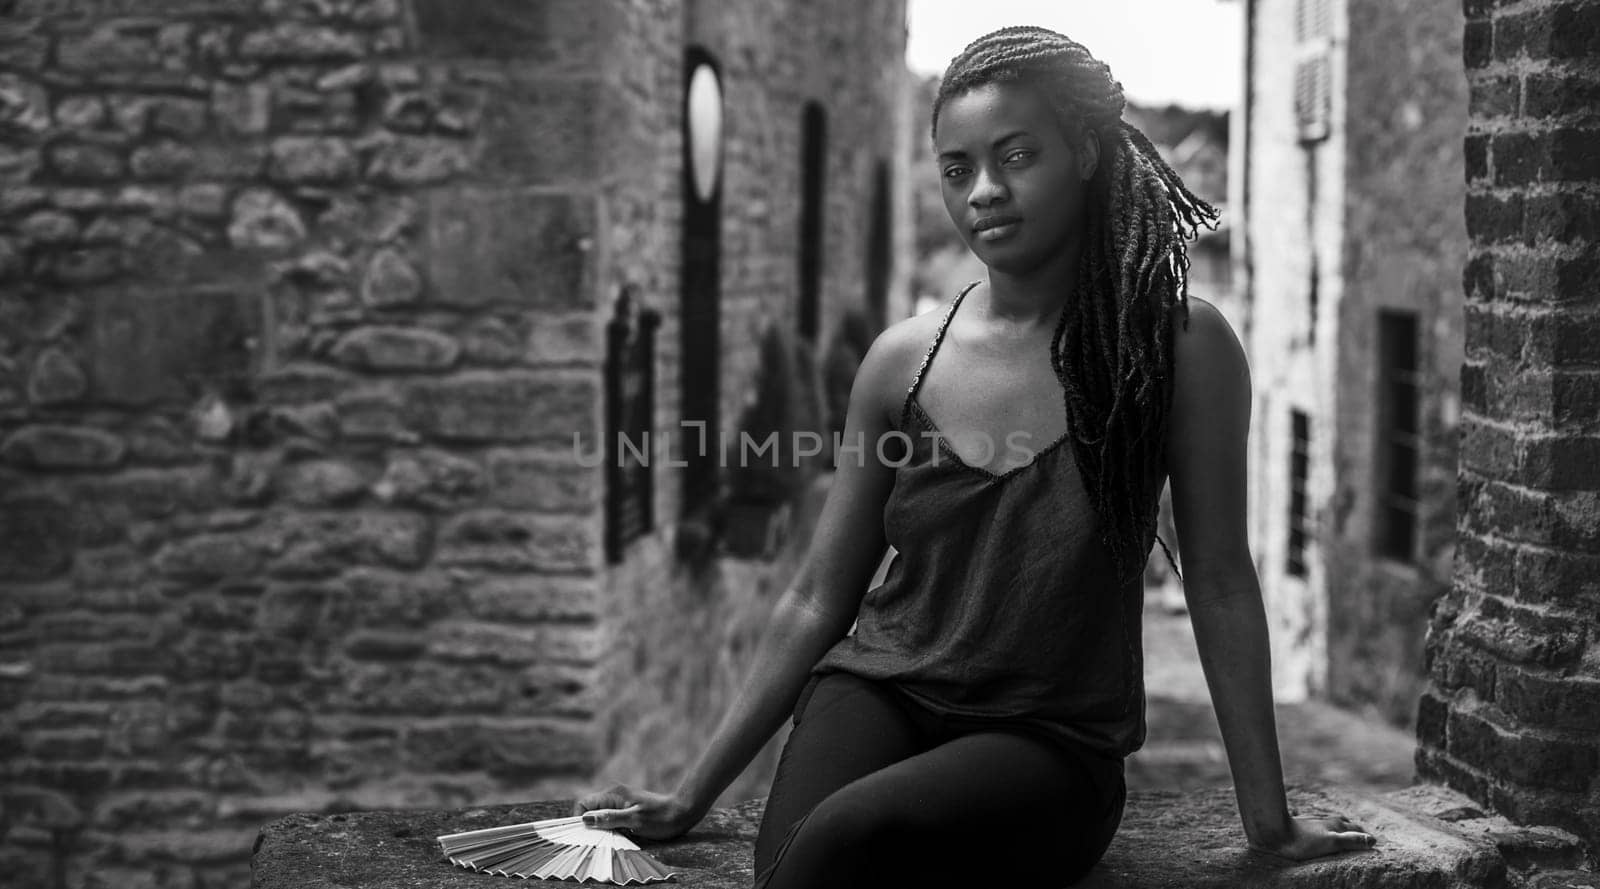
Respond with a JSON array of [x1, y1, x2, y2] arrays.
[[686, 62, 723, 203]]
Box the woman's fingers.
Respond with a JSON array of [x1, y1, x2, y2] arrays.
[[1333, 829, 1377, 850], [582, 803, 645, 829], [572, 786, 632, 816], [1330, 813, 1374, 849]]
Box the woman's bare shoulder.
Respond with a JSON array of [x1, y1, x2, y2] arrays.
[[850, 303, 950, 424], [1172, 294, 1238, 339]]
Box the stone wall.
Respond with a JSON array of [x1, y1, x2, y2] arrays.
[[0, 1, 910, 887], [1415, 0, 1600, 852], [1327, 0, 1468, 726], [592, 0, 909, 807]]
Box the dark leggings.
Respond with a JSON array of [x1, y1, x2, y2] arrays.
[[752, 671, 1126, 889]]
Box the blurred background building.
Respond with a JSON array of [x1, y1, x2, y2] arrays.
[[1234, 0, 1468, 729]]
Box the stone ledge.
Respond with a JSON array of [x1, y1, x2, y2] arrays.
[[252, 783, 1572, 888]]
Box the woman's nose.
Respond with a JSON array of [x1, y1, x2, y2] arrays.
[[968, 167, 1008, 205]]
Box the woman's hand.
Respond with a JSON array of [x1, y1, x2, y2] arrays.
[[571, 783, 702, 842], [1248, 813, 1378, 861]]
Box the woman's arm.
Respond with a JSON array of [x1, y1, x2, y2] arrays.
[[1164, 298, 1376, 859], [578, 323, 911, 837], [667, 323, 910, 821]]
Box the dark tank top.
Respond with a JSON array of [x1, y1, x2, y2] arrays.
[[811, 279, 1151, 761]]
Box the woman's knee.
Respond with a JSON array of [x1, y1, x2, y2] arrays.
[[800, 788, 918, 856]]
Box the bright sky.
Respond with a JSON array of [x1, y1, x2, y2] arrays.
[[907, 0, 1243, 110]]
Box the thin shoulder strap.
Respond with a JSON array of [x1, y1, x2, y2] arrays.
[[900, 280, 981, 426]]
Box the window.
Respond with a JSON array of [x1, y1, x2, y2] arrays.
[[865, 159, 892, 328], [1307, 246, 1319, 345], [605, 285, 660, 564], [1287, 409, 1310, 577], [1376, 310, 1421, 562], [681, 48, 724, 518], [798, 103, 826, 342], [1293, 0, 1332, 143]]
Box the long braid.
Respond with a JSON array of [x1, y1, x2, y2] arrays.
[[933, 26, 1221, 586]]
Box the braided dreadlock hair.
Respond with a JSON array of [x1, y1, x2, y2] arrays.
[[932, 25, 1222, 586]]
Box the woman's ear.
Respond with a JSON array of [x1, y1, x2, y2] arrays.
[[1079, 128, 1101, 181]]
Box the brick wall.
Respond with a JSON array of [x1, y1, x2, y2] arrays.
[[1415, 0, 1600, 851], [0, 1, 910, 886]]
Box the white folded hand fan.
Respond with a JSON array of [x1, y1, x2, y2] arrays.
[[437, 813, 680, 883]]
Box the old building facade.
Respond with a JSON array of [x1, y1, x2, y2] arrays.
[[0, 1, 910, 886], [1233, 0, 1469, 725]]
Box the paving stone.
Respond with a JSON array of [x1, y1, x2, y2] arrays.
[[252, 784, 1517, 889]]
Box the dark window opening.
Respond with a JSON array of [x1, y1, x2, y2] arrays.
[[1287, 409, 1310, 578], [1308, 250, 1319, 345], [799, 103, 826, 343], [1303, 146, 1319, 346], [1376, 309, 1421, 562], [605, 285, 660, 564], [681, 47, 724, 519], [865, 159, 892, 328]]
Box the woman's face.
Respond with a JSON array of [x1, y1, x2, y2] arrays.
[[934, 81, 1099, 275]]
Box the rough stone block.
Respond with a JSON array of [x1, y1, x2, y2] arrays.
[[329, 326, 460, 372], [435, 510, 596, 573], [154, 531, 271, 581], [1458, 594, 1586, 669], [340, 567, 455, 627], [425, 619, 601, 665], [403, 372, 596, 444], [89, 287, 263, 406], [476, 75, 602, 184], [411, 0, 617, 63], [277, 458, 373, 506], [212, 81, 273, 136], [424, 189, 596, 309], [265, 511, 431, 577], [400, 717, 596, 777], [268, 136, 359, 184], [45, 142, 124, 181], [485, 449, 597, 512], [335, 390, 418, 443], [128, 140, 197, 180], [458, 316, 522, 365], [359, 247, 423, 307], [251, 784, 1514, 889], [331, 660, 510, 712], [238, 23, 366, 61], [371, 448, 485, 510], [1445, 704, 1596, 793], [363, 136, 469, 186], [0, 423, 126, 468], [527, 312, 598, 365], [1385, 783, 1589, 873], [459, 574, 598, 623], [0, 497, 73, 580], [229, 188, 306, 249]]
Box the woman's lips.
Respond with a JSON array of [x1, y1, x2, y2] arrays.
[[976, 221, 1020, 241]]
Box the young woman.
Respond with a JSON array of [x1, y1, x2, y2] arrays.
[[573, 25, 1378, 887]]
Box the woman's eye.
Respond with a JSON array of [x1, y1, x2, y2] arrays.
[[1004, 149, 1034, 164], [942, 166, 970, 180]]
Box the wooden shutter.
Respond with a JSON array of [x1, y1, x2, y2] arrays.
[[1293, 0, 1333, 143]]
